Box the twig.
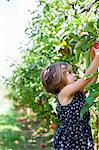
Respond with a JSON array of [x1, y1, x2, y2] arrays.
[[78, 0, 98, 14]]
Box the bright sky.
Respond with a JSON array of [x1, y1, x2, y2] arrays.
[[0, 0, 36, 78]]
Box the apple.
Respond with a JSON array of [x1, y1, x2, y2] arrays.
[[39, 143, 46, 148], [49, 123, 56, 129], [39, 99, 42, 105], [93, 42, 99, 49]]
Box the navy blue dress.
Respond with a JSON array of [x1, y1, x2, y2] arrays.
[[52, 91, 94, 150]]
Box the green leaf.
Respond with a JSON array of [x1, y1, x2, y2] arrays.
[[82, 43, 88, 52], [87, 22, 94, 28], [69, 39, 77, 46], [80, 103, 89, 120], [44, 102, 52, 112], [67, 45, 72, 55], [90, 91, 99, 98], [85, 83, 99, 91], [84, 72, 99, 80], [75, 48, 81, 62], [74, 41, 82, 49], [85, 97, 94, 107], [84, 50, 90, 69]]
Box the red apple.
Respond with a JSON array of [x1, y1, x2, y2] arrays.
[[49, 123, 56, 129], [39, 143, 46, 148], [93, 42, 99, 49]]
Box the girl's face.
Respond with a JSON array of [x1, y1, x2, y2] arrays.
[[66, 65, 76, 84]]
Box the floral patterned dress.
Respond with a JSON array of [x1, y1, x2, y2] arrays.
[[52, 91, 94, 150]]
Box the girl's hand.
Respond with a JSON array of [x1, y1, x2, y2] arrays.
[[93, 47, 99, 57], [90, 47, 99, 60], [90, 42, 99, 60]]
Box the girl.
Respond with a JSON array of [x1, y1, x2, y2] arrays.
[[41, 47, 99, 150]]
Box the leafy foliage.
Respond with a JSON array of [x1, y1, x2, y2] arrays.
[[5, 0, 99, 147]]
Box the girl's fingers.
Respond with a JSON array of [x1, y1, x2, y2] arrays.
[[92, 47, 99, 52]]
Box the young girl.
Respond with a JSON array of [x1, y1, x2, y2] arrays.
[[41, 47, 99, 150]]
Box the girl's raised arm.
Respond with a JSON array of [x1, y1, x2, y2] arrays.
[[59, 49, 99, 99]]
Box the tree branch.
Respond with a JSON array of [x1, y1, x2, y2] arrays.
[[78, 0, 98, 14]]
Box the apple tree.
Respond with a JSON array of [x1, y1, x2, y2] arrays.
[[5, 0, 99, 146]]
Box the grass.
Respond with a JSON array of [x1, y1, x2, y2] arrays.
[[0, 87, 53, 150], [0, 109, 53, 150]]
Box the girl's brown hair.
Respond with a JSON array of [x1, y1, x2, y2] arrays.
[[41, 62, 69, 94]]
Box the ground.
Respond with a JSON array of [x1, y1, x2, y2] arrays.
[[0, 88, 53, 150]]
